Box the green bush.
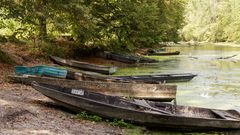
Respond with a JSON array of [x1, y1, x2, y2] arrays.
[[110, 118, 133, 129], [40, 41, 65, 57], [76, 111, 103, 122], [76, 111, 134, 129]]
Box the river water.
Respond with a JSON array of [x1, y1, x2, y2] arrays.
[[117, 44, 240, 134]]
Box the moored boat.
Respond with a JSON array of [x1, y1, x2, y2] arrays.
[[32, 82, 240, 131], [97, 51, 159, 64], [79, 73, 197, 84], [50, 56, 118, 75], [9, 75, 177, 101], [147, 51, 180, 56]]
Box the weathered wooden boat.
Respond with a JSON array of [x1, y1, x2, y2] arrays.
[[115, 73, 196, 83], [78, 73, 197, 84], [147, 51, 180, 56], [15, 65, 67, 78], [32, 82, 240, 131], [9, 75, 176, 101], [50, 56, 118, 75], [147, 48, 166, 53], [97, 51, 159, 64]]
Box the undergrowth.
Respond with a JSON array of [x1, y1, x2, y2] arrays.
[[110, 118, 134, 129], [76, 111, 102, 122], [76, 111, 134, 129], [0, 49, 14, 64]]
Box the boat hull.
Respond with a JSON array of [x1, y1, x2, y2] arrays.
[[32, 83, 240, 131], [148, 51, 180, 56], [80, 73, 197, 84], [97, 51, 159, 64]]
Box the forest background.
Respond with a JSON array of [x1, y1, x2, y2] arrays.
[[0, 0, 239, 60]]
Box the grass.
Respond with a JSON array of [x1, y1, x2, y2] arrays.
[[76, 111, 102, 122], [76, 111, 134, 128], [110, 118, 133, 128]]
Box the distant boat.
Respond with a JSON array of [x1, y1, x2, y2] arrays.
[[32, 82, 240, 131], [15, 65, 67, 78], [78, 72, 197, 84], [97, 51, 159, 64], [9, 75, 176, 101], [147, 50, 180, 56], [50, 56, 118, 75]]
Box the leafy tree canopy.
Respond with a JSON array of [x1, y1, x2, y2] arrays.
[[182, 0, 240, 43], [0, 0, 186, 52]]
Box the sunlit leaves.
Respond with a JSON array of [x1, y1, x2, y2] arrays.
[[182, 0, 240, 42], [0, 0, 186, 51]]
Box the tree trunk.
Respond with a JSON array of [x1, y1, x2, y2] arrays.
[[210, 0, 217, 23], [39, 16, 47, 41], [37, 0, 47, 41]]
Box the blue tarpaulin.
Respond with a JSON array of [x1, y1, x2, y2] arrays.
[[15, 65, 67, 78]]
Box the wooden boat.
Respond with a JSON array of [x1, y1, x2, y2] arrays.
[[9, 75, 176, 101], [147, 51, 180, 56], [78, 73, 197, 84], [32, 82, 240, 131], [147, 48, 166, 53], [97, 51, 159, 64], [50, 56, 118, 75]]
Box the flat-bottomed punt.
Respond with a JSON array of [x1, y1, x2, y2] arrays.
[[147, 51, 180, 56], [9, 75, 176, 101], [97, 51, 159, 64], [50, 56, 117, 75], [32, 82, 240, 131], [78, 73, 197, 84]]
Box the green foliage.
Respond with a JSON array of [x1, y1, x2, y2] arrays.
[[89, 0, 186, 51], [158, 0, 186, 43], [39, 41, 65, 57], [76, 111, 133, 128], [0, 0, 186, 53], [110, 118, 133, 129], [0, 35, 7, 43], [90, 1, 161, 51], [76, 111, 103, 122], [182, 0, 240, 43]]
